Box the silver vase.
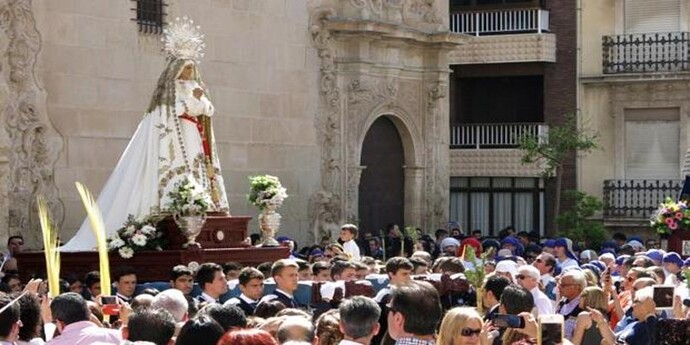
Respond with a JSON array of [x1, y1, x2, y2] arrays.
[[173, 213, 207, 248], [259, 205, 281, 247]]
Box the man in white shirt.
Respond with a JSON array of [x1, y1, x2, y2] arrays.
[[338, 296, 381, 345], [340, 224, 361, 260], [517, 265, 553, 317]]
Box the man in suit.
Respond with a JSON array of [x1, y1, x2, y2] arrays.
[[196, 262, 227, 305], [259, 259, 301, 308], [225, 267, 265, 316], [114, 267, 138, 304], [482, 275, 511, 321]]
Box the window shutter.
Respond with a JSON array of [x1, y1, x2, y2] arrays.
[[625, 110, 680, 179], [625, 0, 680, 34]]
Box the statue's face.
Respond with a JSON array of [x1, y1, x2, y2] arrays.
[[178, 63, 194, 80]]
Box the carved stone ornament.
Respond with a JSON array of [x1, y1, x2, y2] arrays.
[[346, 0, 441, 28], [308, 2, 457, 240], [0, 0, 64, 247]]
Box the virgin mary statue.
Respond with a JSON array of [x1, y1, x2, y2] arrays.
[[62, 18, 229, 251]]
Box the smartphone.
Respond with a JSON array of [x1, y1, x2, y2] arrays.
[[653, 285, 674, 309], [100, 295, 120, 316], [602, 268, 611, 284], [492, 314, 525, 328], [538, 314, 564, 345]]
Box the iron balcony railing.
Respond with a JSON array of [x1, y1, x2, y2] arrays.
[[450, 8, 549, 36], [450, 123, 548, 149], [602, 32, 690, 74], [603, 179, 682, 219]]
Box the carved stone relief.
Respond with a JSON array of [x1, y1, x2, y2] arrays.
[[0, 0, 64, 247], [308, 0, 456, 239], [425, 81, 448, 224], [346, 0, 441, 29]]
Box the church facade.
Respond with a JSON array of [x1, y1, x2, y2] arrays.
[[0, 0, 458, 247], [0, 0, 577, 248]]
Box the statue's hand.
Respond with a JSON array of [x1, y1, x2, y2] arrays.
[[193, 88, 204, 100]]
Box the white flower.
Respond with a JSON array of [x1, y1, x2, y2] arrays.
[[124, 225, 136, 236], [108, 237, 125, 250], [141, 225, 156, 235], [131, 234, 148, 247], [118, 246, 134, 259]]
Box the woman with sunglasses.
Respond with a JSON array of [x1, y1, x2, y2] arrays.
[[438, 307, 494, 345]]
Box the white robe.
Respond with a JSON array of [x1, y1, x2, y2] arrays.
[[62, 80, 228, 251]]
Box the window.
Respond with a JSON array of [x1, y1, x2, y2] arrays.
[[625, 0, 679, 34], [624, 108, 680, 179], [450, 177, 545, 236], [132, 0, 167, 34]]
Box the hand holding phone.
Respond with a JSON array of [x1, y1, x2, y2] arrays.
[[100, 295, 120, 316], [538, 314, 563, 345], [492, 314, 525, 328]]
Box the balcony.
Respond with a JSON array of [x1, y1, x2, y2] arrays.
[[450, 123, 548, 149], [602, 32, 690, 74], [450, 8, 549, 36], [603, 179, 682, 224], [448, 8, 555, 65]]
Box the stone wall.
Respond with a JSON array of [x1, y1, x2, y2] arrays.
[[0, 0, 457, 249], [28, 0, 322, 247]]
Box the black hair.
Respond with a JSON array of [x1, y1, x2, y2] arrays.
[[500, 285, 534, 315], [483, 275, 511, 301], [612, 232, 627, 242], [196, 262, 223, 290], [84, 271, 100, 288], [113, 266, 137, 283], [385, 257, 414, 275], [222, 261, 243, 275], [51, 292, 90, 325], [170, 265, 194, 281], [0, 295, 19, 338], [238, 267, 265, 286], [176, 315, 225, 345], [127, 308, 176, 345], [200, 303, 247, 330], [7, 235, 23, 246], [18, 293, 41, 341], [389, 281, 441, 336]]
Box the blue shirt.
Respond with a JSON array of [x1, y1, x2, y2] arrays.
[[615, 315, 657, 345]]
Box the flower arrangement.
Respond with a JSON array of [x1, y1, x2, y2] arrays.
[[107, 215, 165, 259], [650, 197, 690, 235], [166, 176, 212, 216], [248, 175, 288, 210]]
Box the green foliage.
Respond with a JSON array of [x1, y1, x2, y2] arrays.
[[519, 114, 599, 178], [556, 190, 607, 250], [463, 246, 494, 289]]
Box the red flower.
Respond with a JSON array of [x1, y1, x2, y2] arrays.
[[676, 212, 684, 220], [670, 222, 679, 230], [666, 217, 675, 225]]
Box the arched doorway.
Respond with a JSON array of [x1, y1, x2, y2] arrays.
[[358, 116, 405, 237]]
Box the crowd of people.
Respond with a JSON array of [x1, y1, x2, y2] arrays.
[[1, 224, 690, 345]]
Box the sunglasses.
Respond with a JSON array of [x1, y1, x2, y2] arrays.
[[516, 274, 525, 280], [460, 328, 482, 337], [535, 258, 543, 263]]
